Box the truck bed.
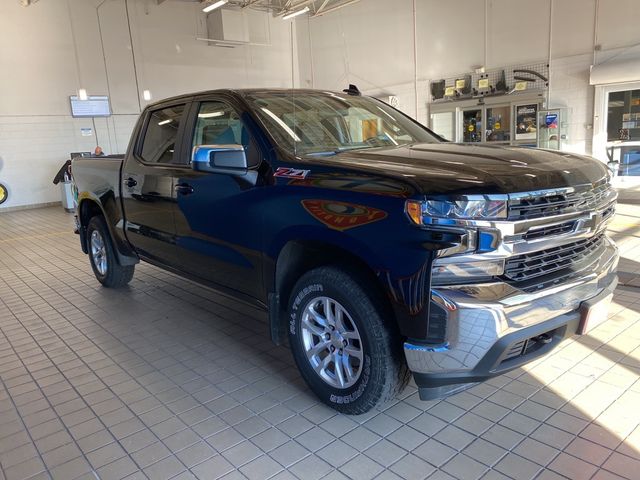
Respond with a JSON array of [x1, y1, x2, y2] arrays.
[[72, 155, 124, 202]]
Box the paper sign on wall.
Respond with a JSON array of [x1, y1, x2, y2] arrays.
[[515, 104, 538, 141], [455, 79, 466, 90], [514, 81, 528, 91], [444, 87, 456, 96], [545, 113, 558, 128], [80, 128, 93, 137], [478, 78, 489, 89]]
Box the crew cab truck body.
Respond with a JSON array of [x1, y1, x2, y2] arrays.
[[73, 88, 618, 414]]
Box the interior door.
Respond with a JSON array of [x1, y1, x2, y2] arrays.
[[121, 102, 188, 266], [604, 87, 640, 182], [172, 99, 265, 299]]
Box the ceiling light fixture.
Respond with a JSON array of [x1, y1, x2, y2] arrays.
[[142, 90, 152, 101], [282, 6, 309, 20], [202, 0, 227, 13]]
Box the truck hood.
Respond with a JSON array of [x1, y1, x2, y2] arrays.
[[320, 143, 609, 195]]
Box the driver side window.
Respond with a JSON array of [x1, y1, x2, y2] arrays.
[[192, 101, 260, 167]]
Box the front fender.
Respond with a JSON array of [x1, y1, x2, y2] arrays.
[[262, 192, 439, 341], [267, 224, 387, 272]]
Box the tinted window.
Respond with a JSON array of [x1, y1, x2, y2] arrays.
[[192, 101, 260, 167], [141, 104, 185, 164]]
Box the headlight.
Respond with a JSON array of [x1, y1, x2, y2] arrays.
[[406, 196, 508, 224], [432, 258, 504, 284]]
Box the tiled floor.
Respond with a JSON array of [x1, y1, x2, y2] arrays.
[[0, 196, 639, 480]]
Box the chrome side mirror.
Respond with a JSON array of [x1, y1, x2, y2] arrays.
[[192, 145, 248, 173]]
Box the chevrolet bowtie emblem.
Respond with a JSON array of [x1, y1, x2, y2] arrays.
[[587, 211, 603, 231]]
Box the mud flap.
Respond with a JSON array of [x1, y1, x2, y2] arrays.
[[269, 292, 286, 346]]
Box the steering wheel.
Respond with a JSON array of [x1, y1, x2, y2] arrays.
[[363, 135, 390, 146]]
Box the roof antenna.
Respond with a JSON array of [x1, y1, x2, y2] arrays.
[[343, 84, 361, 96]]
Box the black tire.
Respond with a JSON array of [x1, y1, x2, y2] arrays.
[[287, 266, 410, 414], [87, 216, 134, 288]]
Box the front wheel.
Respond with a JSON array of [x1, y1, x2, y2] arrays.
[[87, 216, 134, 288], [287, 266, 409, 414]]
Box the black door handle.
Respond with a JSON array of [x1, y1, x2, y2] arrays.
[[174, 183, 194, 195], [124, 177, 137, 188]]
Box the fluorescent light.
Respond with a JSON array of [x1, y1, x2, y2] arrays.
[[158, 119, 172, 126], [261, 108, 300, 142], [282, 6, 309, 20], [143, 90, 152, 101], [198, 111, 225, 118], [202, 0, 227, 12], [78, 89, 88, 101]]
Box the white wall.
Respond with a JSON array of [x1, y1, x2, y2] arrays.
[[0, 0, 295, 210], [296, 0, 640, 158], [3, 0, 640, 210]]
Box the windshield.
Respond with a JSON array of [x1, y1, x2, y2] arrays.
[[246, 91, 441, 156]]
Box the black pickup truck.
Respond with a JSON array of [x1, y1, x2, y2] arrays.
[[73, 88, 618, 414]]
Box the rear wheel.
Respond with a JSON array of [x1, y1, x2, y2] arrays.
[[87, 216, 134, 288], [287, 266, 409, 414]]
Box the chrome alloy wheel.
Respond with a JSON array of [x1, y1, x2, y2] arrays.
[[90, 230, 108, 276], [300, 296, 364, 389]]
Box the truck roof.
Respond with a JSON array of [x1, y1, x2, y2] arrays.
[[145, 88, 355, 109]]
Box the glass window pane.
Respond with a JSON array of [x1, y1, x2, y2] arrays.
[[608, 89, 640, 142], [486, 106, 511, 142], [246, 92, 439, 156], [430, 112, 454, 140], [141, 105, 185, 164], [193, 101, 260, 167], [462, 109, 482, 143]]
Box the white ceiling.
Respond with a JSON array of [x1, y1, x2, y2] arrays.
[[17, 0, 360, 19]]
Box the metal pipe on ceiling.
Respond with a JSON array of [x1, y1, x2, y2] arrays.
[[311, 0, 359, 18]]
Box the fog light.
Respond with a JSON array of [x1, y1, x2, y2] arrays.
[[432, 259, 504, 284]]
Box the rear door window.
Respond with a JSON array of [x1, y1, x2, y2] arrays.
[[140, 104, 186, 164]]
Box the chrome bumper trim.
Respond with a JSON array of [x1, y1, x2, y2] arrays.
[[404, 237, 618, 374]]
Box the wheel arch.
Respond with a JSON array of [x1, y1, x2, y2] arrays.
[[268, 238, 397, 345], [78, 197, 138, 266], [78, 198, 108, 254]]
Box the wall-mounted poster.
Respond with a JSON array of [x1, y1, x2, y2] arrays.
[[515, 104, 538, 141]]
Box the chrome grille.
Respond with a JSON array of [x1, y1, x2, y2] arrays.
[[503, 234, 606, 282], [523, 221, 576, 241], [508, 183, 612, 220]]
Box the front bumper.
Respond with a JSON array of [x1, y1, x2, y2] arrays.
[[405, 237, 618, 400]]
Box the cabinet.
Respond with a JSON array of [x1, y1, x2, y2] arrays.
[[429, 93, 544, 147], [537, 108, 568, 151]]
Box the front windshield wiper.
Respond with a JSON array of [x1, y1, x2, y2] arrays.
[[305, 145, 379, 157]]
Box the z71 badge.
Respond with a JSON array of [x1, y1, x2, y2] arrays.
[[274, 167, 310, 179], [302, 199, 387, 231]]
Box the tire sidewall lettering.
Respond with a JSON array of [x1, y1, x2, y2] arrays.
[[290, 282, 371, 403], [329, 354, 371, 404], [289, 283, 323, 335]]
